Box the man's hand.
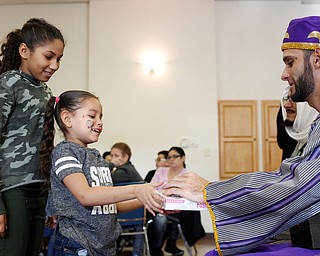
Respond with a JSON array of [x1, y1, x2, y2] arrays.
[[162, 172, 208, 203]]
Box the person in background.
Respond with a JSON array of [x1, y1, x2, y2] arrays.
[[149, 147, 205, 256], [148, 147, 186, 256], [102, 150, 112, 162], [109, 142, 143, 183], [108, 142, 145, 256], [40, 90, 163, 256], [144, 150, 169, 183], [145, 150, 178, 254], [163, 16, 320, 256], [276, 97, 298, 160], [0, 18, 65, 256], [277, 85, 318, 160]]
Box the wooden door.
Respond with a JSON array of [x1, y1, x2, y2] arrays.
[[218, 100, 258, 179], [262, 100, 282, 171]]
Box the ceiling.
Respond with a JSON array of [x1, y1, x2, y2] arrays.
[[0, 0, 88, 4], [0, 0, 317, 5]]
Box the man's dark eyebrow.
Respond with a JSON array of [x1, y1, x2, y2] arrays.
[[282, 55, 297, 63]]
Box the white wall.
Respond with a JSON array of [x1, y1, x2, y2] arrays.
[[215, 0, 320, 99], [88, 0, 218, 231], [1, 0, 320, 235], [88, 0, 218, 182]]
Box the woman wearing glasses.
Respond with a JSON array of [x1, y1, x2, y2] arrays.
[[148, 146, 205, 256]]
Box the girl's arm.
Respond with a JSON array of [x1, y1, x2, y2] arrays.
[[63, 173, 164, 216], [116, 199, 142, 213]]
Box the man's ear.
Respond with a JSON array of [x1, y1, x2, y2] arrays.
[[61, 110, 72, 128], [19, 43, 29, 60]]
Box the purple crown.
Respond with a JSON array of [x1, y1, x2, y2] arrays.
[[282, 16, 320, 51]]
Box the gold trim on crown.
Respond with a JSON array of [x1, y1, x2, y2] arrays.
[[281, 42, 320, 51]]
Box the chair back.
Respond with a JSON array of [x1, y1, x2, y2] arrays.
[[113, 181, 146, 228], [113, 181, 151, 255], [117, 207, 145, 228]]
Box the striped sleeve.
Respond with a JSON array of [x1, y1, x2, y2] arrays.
[[205, 115, 320, 255], [54, 155, 83, 180]]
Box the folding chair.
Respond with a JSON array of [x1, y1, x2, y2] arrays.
[[114, 181, 150, 256]]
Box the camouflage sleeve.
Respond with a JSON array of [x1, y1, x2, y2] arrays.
[[0, 74, 14, 211], [0, 78, 14, 141]]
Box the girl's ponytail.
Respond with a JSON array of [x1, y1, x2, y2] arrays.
[[39, 96, 57, 190]]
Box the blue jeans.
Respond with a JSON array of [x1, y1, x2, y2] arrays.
[[44, 226, 54, 256], [147, 213, 180, 251], [132, 226, 144, 256], [52, 230, 88, 256]]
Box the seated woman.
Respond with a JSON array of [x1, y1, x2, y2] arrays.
[[148, 146, 205, 256]]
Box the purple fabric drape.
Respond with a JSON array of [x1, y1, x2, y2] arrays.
[[205, 243, 320, 256]]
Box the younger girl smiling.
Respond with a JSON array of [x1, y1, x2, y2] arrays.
[[40, 90, 163, 256]]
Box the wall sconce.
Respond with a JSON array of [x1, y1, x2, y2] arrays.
[[141, 51, 164, 74]]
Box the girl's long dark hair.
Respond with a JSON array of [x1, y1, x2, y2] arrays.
[[39, 90, 99, 190], [39, 97, 56, 190]]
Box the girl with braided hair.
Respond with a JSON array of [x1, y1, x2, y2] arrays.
[[39, 90, 163, 255]]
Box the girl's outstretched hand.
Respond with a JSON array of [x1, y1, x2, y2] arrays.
[[134, 182, 164, 216], [162, 172, 208, 203]]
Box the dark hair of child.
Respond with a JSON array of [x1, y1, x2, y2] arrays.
[[39, 90, 99, 189], [0, 18, 65, 75]]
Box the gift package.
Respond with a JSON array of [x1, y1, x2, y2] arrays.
[[163, 196, 207, 211]]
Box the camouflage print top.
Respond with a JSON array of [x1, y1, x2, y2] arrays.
[[0, 70, 52, 206]]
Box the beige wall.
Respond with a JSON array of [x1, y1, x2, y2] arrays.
[[1, 0, 320, 234], [88, 0, 218, 181], [88, 0, 218, 230]]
